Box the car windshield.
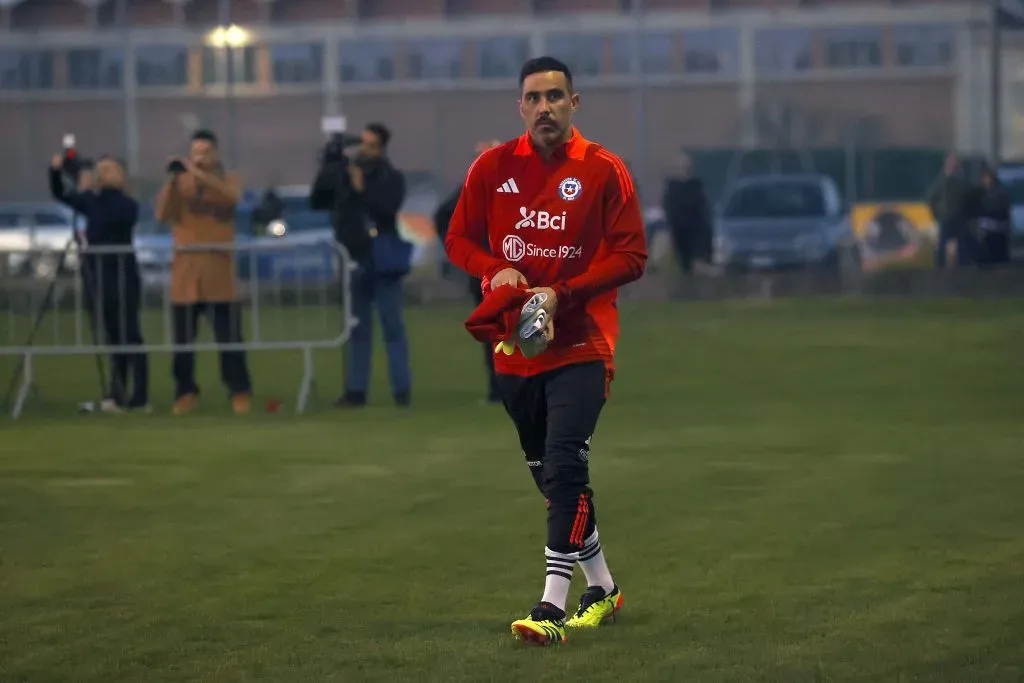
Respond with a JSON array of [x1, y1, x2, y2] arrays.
[[723, 181, 826, 219]]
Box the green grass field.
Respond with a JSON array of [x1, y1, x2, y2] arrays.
[[2, 298, 1024, 682]]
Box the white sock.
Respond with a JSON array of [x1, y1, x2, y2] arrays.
[[577, 529, 615, 594], [541, 547, 574, 614]]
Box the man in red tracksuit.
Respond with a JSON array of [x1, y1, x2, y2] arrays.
[[445, 56, 647, 646]]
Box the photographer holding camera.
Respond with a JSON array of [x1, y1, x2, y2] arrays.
[[48, 152, 149, 412], [155, 129, 252, 416], [310, 122, 410, 408]]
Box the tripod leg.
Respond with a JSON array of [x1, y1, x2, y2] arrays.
[[78, 254, 108, 402], [1, 239, 73, 411], [12, 352, 33, 419], [297, 345, 314, 414]]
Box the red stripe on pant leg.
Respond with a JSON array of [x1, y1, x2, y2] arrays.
[[568, 495, 584, 548], [576, 496, 590, 547], [569, 493, 588, 548]]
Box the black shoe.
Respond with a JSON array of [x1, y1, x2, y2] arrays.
[[334, 391, 367, 408], [394, 392, 411, 407]]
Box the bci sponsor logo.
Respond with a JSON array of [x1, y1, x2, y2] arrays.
[[514, 206, 567, 231]]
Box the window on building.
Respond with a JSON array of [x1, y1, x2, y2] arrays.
[[0, 50, 55, 90], [478, 36, 530, 79], [755, 28, 814, 73], [824, 26, 883, 69], [642, 31, 674, 74], [339, 40, 395, 83], [609, 33, 632, 75], [135, 45, 187, 87], [270, 42, 323, 84], [67, 48, 123, 89], [684, 27, 739, 75], [610, 31, 678, 75], [544, 33, 604, 77], [202, 45, 258, 85], [404, 38, 463, 81], [893, 24, 956, 67]]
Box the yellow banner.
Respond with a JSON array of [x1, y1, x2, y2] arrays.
[[851, 202, 938, 271]]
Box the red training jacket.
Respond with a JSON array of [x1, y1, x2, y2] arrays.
[[445, 128, 648, 377]]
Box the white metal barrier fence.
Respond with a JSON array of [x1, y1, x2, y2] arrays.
[[0, 239, 356, 418]]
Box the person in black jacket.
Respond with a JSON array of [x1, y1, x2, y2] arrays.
[[49, 153, 149, 412], [662, 153, 711, 273], [310, 123, 409, 408], [434, 140, 501, 404], [975, 164, 1012, 266]]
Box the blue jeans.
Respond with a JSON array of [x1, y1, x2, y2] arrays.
[[345, 265, 411, 399]]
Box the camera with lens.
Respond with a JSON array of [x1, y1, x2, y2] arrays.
[[320, 132, 362, 167], [166, 159, 186, 175], [60, 133, 94, 182]]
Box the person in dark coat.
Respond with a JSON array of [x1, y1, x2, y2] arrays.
[[927, 152, 976, 268], [975, 164, 1012, 266], [435, 140, 502, 403], [49, 153, 149, 412], [662, 153, 711, 273]]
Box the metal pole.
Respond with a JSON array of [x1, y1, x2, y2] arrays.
[[117, 0, 139, 174], [227, 51, 238, 168], [632, 0, 647, 199], [218, 0, 237, 167], [990, 0, 1003, 164]]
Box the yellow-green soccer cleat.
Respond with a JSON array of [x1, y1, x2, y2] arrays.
[[566, 585, 624, 628], [510, 602, 567, 646]]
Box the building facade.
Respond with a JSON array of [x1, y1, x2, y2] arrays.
[[0, 0, 1001, 200]]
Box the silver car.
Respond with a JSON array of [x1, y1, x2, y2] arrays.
[[0, 202, 85, 279], [713, 174, 861, 274]]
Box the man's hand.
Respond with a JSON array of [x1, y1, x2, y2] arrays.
[[51, 154, 63, 170], [491, 268, 528, 290], [527, 286, 558, 341], [348, 164, 365, 192]]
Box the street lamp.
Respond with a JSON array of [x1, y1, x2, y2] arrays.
[[208, 24, 250, 49], [206, 23, 249, 167]]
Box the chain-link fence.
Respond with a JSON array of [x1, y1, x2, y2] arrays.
[[0, 1, 1001, 201]]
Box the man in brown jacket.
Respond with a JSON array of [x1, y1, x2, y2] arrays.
[[155, 129, 252, 415]]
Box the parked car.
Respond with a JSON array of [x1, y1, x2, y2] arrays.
[[238, 185, 337, 284], [133, 203, 176, 290], [134, 185, 351, 291], [994, 163, 1024, 261], [712, 174, 861, 274], [133, 183, 441, 292], [0, 201, 85, 279]]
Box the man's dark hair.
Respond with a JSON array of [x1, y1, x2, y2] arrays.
[[519, 56, 574, 92], [191, 129, 218, 146], [366, 122, 391, 148]]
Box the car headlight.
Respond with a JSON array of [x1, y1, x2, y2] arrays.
[[268, 220, 287, 237]]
